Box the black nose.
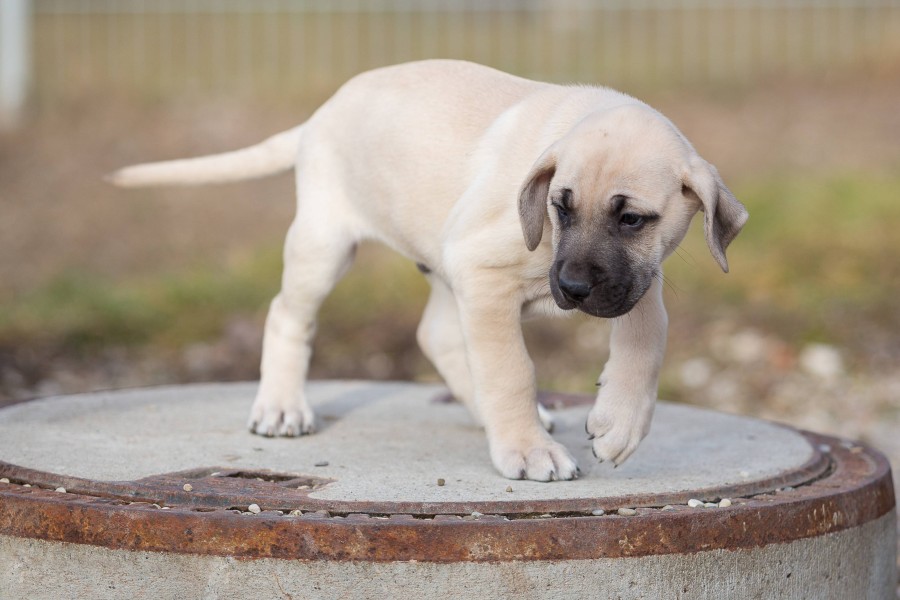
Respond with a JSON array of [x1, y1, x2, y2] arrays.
[[558, 276, 592, 303]]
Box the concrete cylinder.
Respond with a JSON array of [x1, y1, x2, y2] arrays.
[[0, 381, 895, 599]]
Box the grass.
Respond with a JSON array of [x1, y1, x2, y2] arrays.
[[0, 248, 282, 351], [665, 171, 900, 343]]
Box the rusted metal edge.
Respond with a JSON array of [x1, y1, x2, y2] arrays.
[[0, 436, 830, 517], [0, 432, 893, 562]]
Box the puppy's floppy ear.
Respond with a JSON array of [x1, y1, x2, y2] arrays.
[[683, 155, 748, 273], [518, 151, 556, 251]]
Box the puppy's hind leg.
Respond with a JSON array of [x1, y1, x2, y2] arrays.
[[248, 204, 357, 437], [416, 276, 480, 424], [416, 276, 555, 432]]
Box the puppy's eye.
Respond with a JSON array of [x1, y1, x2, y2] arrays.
[[553, 203, 571, 225], [620, 213, 644, 228]]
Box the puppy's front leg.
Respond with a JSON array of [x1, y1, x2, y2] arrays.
[[456, 276, 579, 481], [587, 278, 667, 466]]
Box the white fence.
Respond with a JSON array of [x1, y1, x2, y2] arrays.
[[10, 1, 900, 113], [1, 1, 32, 128]]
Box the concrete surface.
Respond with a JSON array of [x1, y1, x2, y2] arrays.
[[1, 512, 894, 600], [0, 380, 816, 503]]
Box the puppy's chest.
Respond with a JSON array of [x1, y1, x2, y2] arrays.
[[521, 273, 562, 319]]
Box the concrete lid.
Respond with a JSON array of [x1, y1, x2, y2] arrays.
[[0, 381, 893, 562], [0, 380, 820, 510]]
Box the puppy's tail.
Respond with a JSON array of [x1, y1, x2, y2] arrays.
[[105, 125, 303, 188]]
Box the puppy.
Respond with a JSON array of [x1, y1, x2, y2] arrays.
[[109, 60, 747, 482]]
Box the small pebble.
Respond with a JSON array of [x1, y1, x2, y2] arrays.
[[183, 484, 193, 492], [314, 461, 329, 467], [22, 484, 31, 488], [248, 503, 261, 514], [161, 507, 170, 510], [591, 509, 605, 516], [55, 487, 66, 494], [437, 478, 445, 487], [506, 486, 513, 493], [0, 478, 9, 484], [470, 511, 483, 518], [297, 485, 311, 490], [687, 499, 703, 508], [703, 502, 717, 508], [661, 505, 675, 511], [152, 504, 161, 509], [617, 508, 637, 516], [289, 510, 303, 516], [718, 498, 732, 508], [799, 343, 844, 380], [539, 513, 553, 518]]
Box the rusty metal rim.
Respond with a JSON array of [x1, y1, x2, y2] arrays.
[[0, 445, 831, 517], [0, 432, 893, 562]]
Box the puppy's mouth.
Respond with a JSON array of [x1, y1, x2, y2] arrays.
[[548, 261, 646, 319]]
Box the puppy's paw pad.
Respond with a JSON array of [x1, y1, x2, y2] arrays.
[[492, 438, 579, 482]]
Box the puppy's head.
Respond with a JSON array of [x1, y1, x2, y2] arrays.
[[518, 105, 748, 318]]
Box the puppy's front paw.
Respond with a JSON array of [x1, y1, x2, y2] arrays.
[[247, 394, 316, 437], [490, 434, 579, 482], [586, 390, 654, 466]]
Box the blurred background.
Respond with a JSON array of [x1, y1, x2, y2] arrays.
[[1, 0, 899, 479]]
